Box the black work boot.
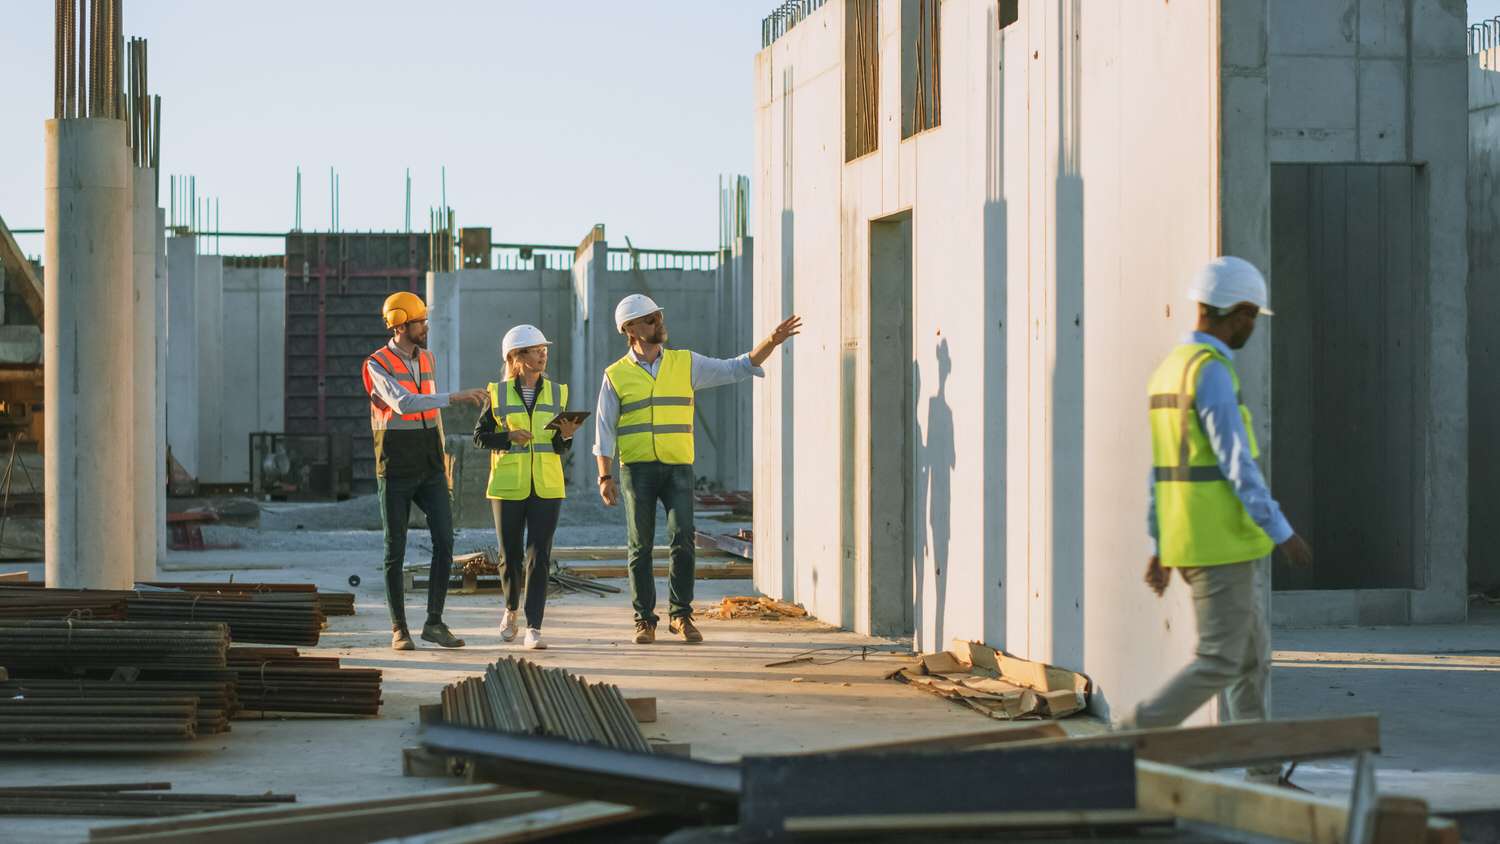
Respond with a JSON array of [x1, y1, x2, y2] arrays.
[[421, 621, 466, 648], [391, 625, 415, 651]]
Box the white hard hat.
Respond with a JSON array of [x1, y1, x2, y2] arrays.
[[501, 324, 551, 359], [615, 293, 663, 334], [1187, 256, 1274, 316]]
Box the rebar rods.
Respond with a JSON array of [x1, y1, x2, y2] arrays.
[[438, 657, 651, 754], [0, 619, 230, 672], [0, 678, 236, 733], [55, 0, 124, 119], [224, 647, 382, 716], [0, 784, 295, 817]]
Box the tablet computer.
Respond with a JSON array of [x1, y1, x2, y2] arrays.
[[544, 410, 591, 430]]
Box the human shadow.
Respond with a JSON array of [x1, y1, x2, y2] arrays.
[[924, 340, 956, 651]]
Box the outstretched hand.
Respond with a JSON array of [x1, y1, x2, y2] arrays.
[[750, 314, 803, 366]]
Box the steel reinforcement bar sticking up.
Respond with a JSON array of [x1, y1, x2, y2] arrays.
[[55, 0, 126, 120]]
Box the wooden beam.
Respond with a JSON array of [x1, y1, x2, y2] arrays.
[[995, 715, 1379, 769], [414, 802, 641, 843], [0, 571, 31, 583], [817, 723, 1067, 755], [624, 697, 657, 724], [0, 214, 43, 325], [783, 809, 1174, 835]]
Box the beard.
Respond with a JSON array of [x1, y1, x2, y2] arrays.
[[409, 329, 429, 349], [647, 326, 668, 344]]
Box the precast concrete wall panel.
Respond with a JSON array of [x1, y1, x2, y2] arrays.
[[220, 266, 286, 483], [195, 255, 225, 482], [1470, 51, 1500, 593], [165, 235, 199, 478]]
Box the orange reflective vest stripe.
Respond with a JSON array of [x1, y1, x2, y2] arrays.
[[362, 345, 440, 430]]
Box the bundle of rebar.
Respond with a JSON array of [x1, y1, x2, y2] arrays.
[[125, 589, 323, 646], [0, 678, 236, 735], [0, 585, 126, 620], [225, 647, 381, 717], [439, 657, 650, 754], [0, 693, 199, 743], [0, 619, 229, 672], [0, 783, 294, 817], [143, 581, 356, 618], [55, 0, 125, 121]]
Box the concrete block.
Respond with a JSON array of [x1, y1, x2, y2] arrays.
[[1354, 590, 1411, 625], [1357, 58, 1407, 160], [1358, 0, 1408, 58], [1270, 56, 1357, 130], [1272, 590, 1357, 627], [1220, 0, 1268, 71], [1410, 0, 1465, 60], [0, 326, 41, 363], [1412, 59, 1469, 161], [1269, 0, 1356, 57]]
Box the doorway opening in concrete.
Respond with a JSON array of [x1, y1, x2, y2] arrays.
[[868, 212, 915, 635], [1269, 163, 1427, 591]]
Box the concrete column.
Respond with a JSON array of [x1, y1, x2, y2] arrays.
[[165, 235, 199, 478], [131, 167, 159, 581], [155, 209, 167, 556], [426, 270, 462, 393], [569, 237, 608, 492], [730, 236, 754, 490], [44, 118, 134, 589], [195, 255, 223, 483]]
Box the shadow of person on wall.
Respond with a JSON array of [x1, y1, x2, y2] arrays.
[[925, 338, 956, 651], [913, 362, 928, 646]]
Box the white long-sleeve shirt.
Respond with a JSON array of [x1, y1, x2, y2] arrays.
[[593, 349, 763, 457], [364, 340, 453, 416]]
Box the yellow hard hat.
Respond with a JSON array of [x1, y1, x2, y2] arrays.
[[382, 291, 428, 328]]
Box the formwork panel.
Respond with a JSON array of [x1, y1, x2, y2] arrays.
[[284, 233, 431, 492]]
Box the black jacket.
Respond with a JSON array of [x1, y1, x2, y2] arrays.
[[472, 378, 573, 455]]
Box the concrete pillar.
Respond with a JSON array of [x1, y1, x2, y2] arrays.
[[729, 237, 754, 490], [569, 236, 608, 492], [165, 235, 199, 478], [195, 254, 223, 483], [155, 209, 167, 556], [426, 270, 462, 393], [131, 167, 159, 581], [43, 118, 134, 589]]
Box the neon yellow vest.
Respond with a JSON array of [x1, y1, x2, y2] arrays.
[[1148, 343, 1274, 568], [486, 379, 568, 500], [604, 349, 695, 465]]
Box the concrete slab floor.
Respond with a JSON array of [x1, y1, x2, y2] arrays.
[[4, 541, 1498, 839]]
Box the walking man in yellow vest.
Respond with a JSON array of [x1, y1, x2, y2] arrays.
[[1133, 257, 1313, 780], [595, 293, 801, 644], [363, 292, 489, 652]]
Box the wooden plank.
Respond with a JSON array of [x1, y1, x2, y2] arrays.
[[93, 792, 573, 844], [1137, 760, 1346, 843], [624, 697, 656, 724], [90, 786, 506, 839], [0, 213, 44, 323], [992, 715, 1379, 770], [0, 571, 30, 582], [783, 809, 1173, 834], [818, 723, 1067, 755], [419, 802, 642, 843], [1372, 796, 1431, 844]]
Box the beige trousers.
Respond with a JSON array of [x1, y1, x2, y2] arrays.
[[1132, 560, 1270, 729]]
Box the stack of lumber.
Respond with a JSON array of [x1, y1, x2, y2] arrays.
[[125, 589, 323, 646], [0, 783, 295, 818], [0, 678, 235, 736], [887, 639, 1090, 720], [225, 647, 381, 716], [143, 581, 356, 618], [0, 619, 230, 672], [439, 657, 650, 753]]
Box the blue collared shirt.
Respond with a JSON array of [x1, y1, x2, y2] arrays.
[[1147, 332, 1294, 555], [592, 349, 763, 457]]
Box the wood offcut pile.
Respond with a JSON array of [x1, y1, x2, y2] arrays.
[[887, 639, 1090, 720], [0, 783, 296, 819], [713, 594, 807, 620], [438, 656, 650, 753], [93, 713, 1473, 842]]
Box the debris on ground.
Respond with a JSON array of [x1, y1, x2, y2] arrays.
[[0, 782, 296, 818], [713, 594, 807, 620], [887, 639, 1091, 720]]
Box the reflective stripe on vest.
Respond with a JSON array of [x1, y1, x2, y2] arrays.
[[604, 349, 695, 465], [486, 378, 568, 500], [1147, 343, 1274, 568], [362, 346, 440, 431]]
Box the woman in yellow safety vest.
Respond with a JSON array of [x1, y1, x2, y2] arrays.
[[472, 325, 582, 649]]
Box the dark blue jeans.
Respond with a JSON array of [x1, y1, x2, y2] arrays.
[[378, 469, 454, 630], [621, 461, 696, 624]]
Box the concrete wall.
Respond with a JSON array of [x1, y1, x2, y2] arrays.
[[1470, 48, 1500, 593], [219, 266, 286, 483], [1257, 0, 1469, 625], [164, 235, 199, 478], [753, 0, 1223, 721]]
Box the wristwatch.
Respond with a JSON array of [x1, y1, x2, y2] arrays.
[[598, 474, 613, 483]]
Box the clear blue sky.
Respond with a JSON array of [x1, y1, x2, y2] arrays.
[[1, 1, 765, 256]]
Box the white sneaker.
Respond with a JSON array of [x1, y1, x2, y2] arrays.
[[523, 628, 546, 650], [500, 610, 519, 642]]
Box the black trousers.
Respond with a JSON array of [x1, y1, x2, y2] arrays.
[[492, 495, 562, 629], [378, 469, 453, 630]]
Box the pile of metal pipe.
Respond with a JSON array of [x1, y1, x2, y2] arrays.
[[143, 581, 356, 617], [124, 589, 323, 646], [0, 783, 294, 817], [439, 657, 650, 754], [0, 693, 199, 743], [224, 647, 381, 716], [0, 619, 229, 672], [0, 678, 236, 734], [0, 585, 127, 620]]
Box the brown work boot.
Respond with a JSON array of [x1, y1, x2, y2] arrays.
[[421, 621, 466, 648], [633, 620, 657, 644], [391, 626, 415, 651], [669, 616, 704, 644]]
